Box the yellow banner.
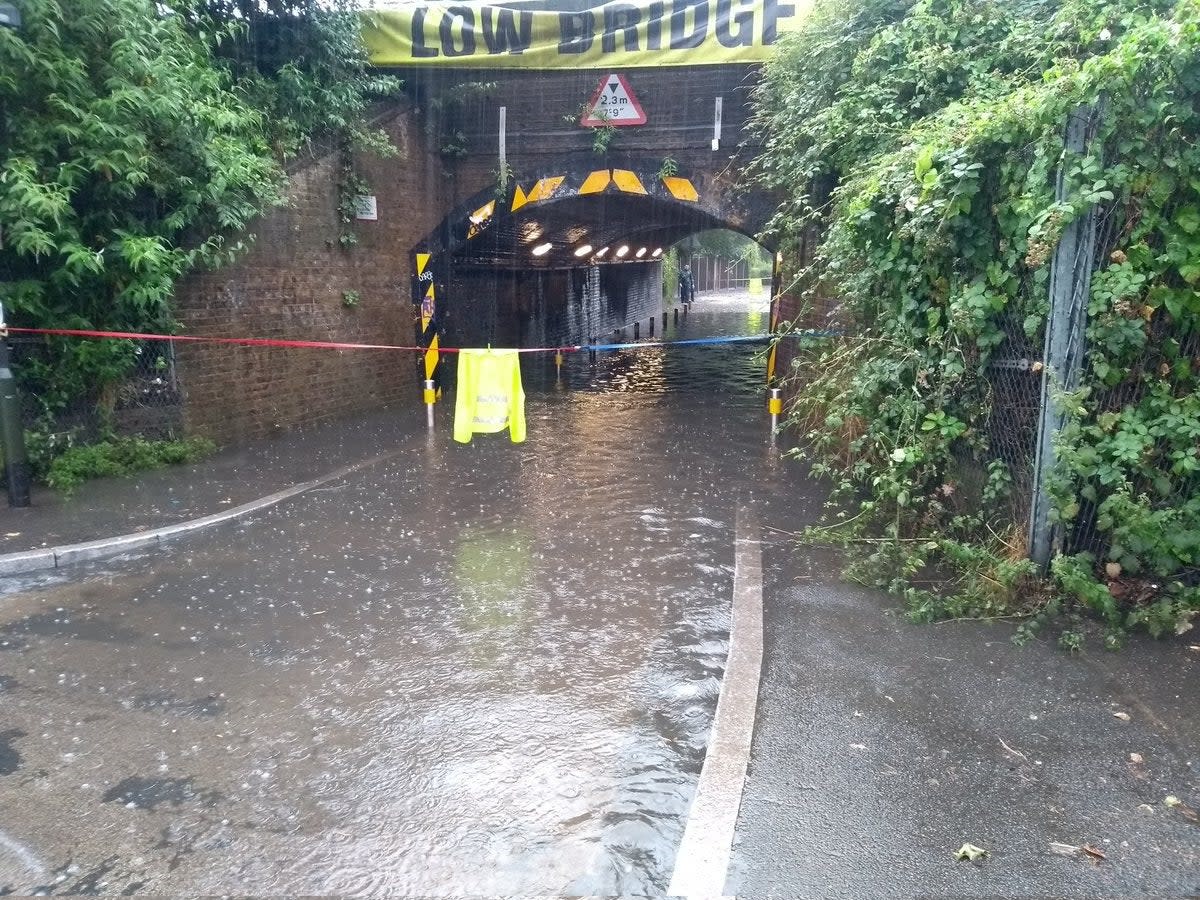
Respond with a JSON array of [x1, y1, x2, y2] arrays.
[[364, 0, 813, 69]]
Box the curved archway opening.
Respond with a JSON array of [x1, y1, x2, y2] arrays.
[[414, 165, 772, 351]]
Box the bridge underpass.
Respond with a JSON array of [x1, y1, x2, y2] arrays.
[[369, 0, 791, 366], [161, 1, 795, 441], [420, 160, 766, 350]]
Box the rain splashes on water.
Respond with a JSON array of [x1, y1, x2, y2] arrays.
[[0, 293, 817, 895]]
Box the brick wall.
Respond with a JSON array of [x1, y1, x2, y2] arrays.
[[772, 248, 843, 389], [174, 104, 443, 444]]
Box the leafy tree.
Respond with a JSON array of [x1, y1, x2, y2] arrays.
[[178, 0, 399, 160], [681, 230, 772, 278], [757, 0, 1200, 641], [0, 0, 286, 414], [0, 0, 397, 418]]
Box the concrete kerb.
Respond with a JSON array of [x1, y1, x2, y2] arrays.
[[0, 449, 402, 577], [0, 548, 57, 578], [669, 506, 764, 899]]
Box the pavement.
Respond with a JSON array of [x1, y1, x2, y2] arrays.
[[0, 406, 424, 570], [726, 533, 1200, 897]]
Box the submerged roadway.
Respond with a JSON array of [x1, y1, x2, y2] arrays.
[[0, 292, 1197, 896]]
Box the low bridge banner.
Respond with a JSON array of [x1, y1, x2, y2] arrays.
[[364, 0, 813, 69]]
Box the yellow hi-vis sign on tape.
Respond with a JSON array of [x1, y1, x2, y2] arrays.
[[363, 0, 813, 69]]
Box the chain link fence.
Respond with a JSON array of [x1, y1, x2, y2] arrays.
[[1059, 197, 1200, 563], [983, 309, 1045, 545], [9, 335, 185, 446]]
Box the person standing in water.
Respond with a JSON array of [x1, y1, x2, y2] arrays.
[[679, 263, 696, 307]]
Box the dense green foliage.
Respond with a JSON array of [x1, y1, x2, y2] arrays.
[[756, 0, 1200, 643], [687, 229, 773, 278], [0, 0, 396, 419], [40, 435, 216, 494]]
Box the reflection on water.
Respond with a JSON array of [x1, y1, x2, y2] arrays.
[[0, 292, 809, 896]]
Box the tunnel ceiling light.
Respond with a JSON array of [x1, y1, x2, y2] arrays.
[[636, 247, 648, 258], [574, 244, 593, 257], [615, 245, 630, 258], [532, 242, 553, 257], [596, 247, 610, 257], [652, 248, 663, 257]]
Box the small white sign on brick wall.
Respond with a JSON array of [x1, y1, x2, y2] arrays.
[[354, 195, 378, 221]]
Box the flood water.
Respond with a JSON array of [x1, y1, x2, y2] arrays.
[[0, 291, 815, 895]]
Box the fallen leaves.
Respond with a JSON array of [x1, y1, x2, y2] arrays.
[[955, 843, 988, 862], [1164, 796, 1199, 823], [1050, 842, 1106, 862], [998, 735, 1029, 763], [1112, 711, 1131, 722]]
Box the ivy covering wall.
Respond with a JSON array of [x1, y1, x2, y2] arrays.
[[755, 0, 1200, 645]]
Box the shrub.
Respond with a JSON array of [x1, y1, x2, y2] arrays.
[[43, 436, 216, 494]]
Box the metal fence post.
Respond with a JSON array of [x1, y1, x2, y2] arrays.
[[0, 303, 31, 507], [1029, 104, 1103, 570], [423, 379, 436, 429]]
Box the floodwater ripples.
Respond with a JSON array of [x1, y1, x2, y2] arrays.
[[0, 294, 809, 896]]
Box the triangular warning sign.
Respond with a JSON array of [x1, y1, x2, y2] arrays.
[[581, 74, 647, 127]]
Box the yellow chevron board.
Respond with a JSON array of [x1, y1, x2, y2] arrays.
[[507, 169, 694, 209], [415, 253, 440, 394], [766, 252, 782, 383], [662, 176, 699, 202], [415, 252, 436, 322], [611, 169, 647, 195], [525, 175, 566, 204], [424, 339, 439, 383], [511, 184, 529, 212], [579, 169, 612, 195], [421, 282, 438, 363]]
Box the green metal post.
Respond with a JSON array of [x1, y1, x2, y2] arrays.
[[0, 10, 30, 507], [0, 303, 31, 507], [1029, 105, 1102, 570]]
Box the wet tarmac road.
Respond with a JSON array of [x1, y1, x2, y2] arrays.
[[0, 293, 808, 895]]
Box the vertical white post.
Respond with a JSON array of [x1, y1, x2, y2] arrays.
[[769, 387, 783, 440], [423, 379, 436, 429], [712, 97, 723, 151], [498, 105, 507, 179]]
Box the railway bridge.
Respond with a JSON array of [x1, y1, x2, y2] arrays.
[[175, 0, 811, 440]]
